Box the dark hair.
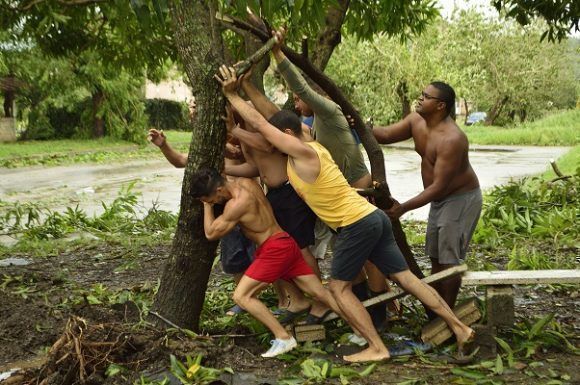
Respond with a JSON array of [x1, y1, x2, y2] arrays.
[[191, 167, 225, 198], [430, 81, 456, 119], [268, 110, 302, 136]]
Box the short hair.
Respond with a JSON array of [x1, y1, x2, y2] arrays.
[[268, 110, 302, 136], [430, 81, 456, 119], [191, 167, 225, 198]]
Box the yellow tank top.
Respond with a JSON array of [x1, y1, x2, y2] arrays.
[[287, 141, 376, 230]]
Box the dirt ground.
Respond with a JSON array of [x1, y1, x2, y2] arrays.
[[0, 243, 578, 385]]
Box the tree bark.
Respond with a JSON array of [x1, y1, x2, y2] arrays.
[[311, 0, 350, 71], [92, 88, 105, 138], [463, 99, 469, 125], [222, 17, 424, 279], [3, 89, 14, 118], [485, 96, 508, 126], [152, 0, 226, 330], [396, 80, 411, 118]]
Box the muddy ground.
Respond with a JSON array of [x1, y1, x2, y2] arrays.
[[0, 242, 578, 385]]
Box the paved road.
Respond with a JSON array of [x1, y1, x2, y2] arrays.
[[0, 145, 570, 221]]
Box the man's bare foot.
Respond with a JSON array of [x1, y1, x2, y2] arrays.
[[456, 327, 475, 357], [343, 347, 390, 363]]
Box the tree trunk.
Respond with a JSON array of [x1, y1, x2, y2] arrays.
[[311, 0, 350, 71], [3, 90, 14, 118], [396, 81, 411, 118], [484, 96, 508, 126], [92, 88, 105, 138], [463, 99, 469, 125], [152, 0, 226, 331]]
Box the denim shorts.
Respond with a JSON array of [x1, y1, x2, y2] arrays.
[[331, 209, 408, 281]]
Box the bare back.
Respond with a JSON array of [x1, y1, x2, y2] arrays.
[[408, 113, 479, 197], [243, 145, 289, 188], [227, 178, 283, 245]]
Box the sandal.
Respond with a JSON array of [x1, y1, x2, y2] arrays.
[[277, 306, 311, 325], [225, 304, 245, 316], [303, 309, 334, 325]]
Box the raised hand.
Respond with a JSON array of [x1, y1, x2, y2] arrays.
[[148, 128, 166, 147], [214, 65, 239, 96]]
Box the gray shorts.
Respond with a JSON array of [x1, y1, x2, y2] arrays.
[[426, 188, 482, 265], [331, 209, 408, 281]]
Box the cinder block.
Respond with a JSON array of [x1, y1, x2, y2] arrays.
[[486, 285, 514, 326], [471, 324, 497, 358]]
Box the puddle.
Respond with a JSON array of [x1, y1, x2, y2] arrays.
[[0, 145, 570, 222], [0, 257, 32, 266]]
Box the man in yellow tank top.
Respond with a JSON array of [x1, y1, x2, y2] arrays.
[[216, 58, 474, 364]]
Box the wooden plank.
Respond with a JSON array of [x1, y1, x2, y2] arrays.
[[421, 299, 478, 342], [462, 269, 580, 286], [324, 265, 467, 322], [425, 310, 482, 346]]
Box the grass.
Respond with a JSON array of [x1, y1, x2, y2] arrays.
[[542, 145, 580, 179], [0, 130, 192, 168], [462, 109, 580, 146]]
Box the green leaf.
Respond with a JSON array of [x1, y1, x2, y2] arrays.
[[494, 354, 504, 375], [529, 314, 554, 339], [450, 367, 486, 380]]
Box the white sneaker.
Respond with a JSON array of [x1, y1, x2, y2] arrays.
[[347, 333, 368, 346], [261, 337, 297, 358]]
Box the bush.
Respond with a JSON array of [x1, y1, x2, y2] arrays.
[[145, 99, 189, 131], [24, 100, 88, 140]]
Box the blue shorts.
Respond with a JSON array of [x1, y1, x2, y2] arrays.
[[331, 209, 408, 281]]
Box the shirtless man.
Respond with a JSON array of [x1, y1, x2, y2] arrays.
[[192, 167, 343, 357], [216, 55, 474, 363], [271, 49, 392, 330], [373, 82, 482, 312], [224, 99, 330, 324]]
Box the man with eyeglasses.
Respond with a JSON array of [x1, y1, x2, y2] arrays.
[[372, 82, 482, 317]]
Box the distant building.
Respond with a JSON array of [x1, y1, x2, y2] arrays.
[[145, 78, 193, 102]]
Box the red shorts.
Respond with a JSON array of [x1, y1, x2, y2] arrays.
[[244, 232, 314, 283]]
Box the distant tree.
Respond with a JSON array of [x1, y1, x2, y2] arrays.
[[0, 0, 175, 139], [492, 0, 579, 41]]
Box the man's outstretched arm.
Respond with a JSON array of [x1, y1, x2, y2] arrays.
[[387, 138, 463, 218], [241, 73, 279, 120], [148, 129, 188, 168], [372, 114, 414, 145], [216, 65, 312, 161]]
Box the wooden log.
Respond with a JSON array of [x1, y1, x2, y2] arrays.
[[421, 299, 481, 346], [462, 269, 580, 286], [324, 265, 467, 322]]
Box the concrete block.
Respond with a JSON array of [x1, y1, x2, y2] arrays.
[[421, 299, 481, 346], [471, 324, 497, 358], [486, 285, 514, 327], [0, 118, 16, 142]]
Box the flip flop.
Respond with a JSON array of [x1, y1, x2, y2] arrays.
[[388, 341, 433, 357], [225, 304, 245, 316], [303, 309, 334, 325], [277, 306, 311, 325], [272, 307, 288, 316]]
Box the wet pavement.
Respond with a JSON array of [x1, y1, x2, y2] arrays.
[[0, 144, 570, 221]]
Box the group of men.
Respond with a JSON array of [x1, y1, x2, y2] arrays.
[[150, 29, 481, 362]]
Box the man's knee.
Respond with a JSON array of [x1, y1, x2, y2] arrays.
[[329, 280, 350, 297], [232, 286, 251, 306]]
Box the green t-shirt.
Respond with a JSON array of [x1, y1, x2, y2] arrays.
[[278, 58, 369, 184]]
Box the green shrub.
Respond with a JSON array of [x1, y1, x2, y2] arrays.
[[145, 98, 189, 131], [473, 172, 579, 250]]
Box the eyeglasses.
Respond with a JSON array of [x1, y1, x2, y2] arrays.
[[420, 91, 443, 101]]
